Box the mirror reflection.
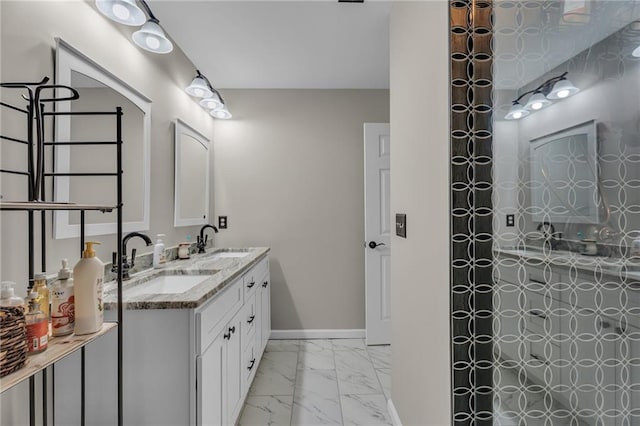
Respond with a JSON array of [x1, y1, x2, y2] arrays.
[[174, 119, 209, 227]]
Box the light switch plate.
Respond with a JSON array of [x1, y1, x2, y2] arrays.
[[396, 214, 407, 238]]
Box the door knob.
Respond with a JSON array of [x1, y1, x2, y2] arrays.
[[368, 241, 386, 249]]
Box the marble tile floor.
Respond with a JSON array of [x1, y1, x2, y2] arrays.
[[239, 339, 392, 426]]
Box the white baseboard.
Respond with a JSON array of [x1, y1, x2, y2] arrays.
[[270, 329, 365, 340], [387, 399, 402, 426]]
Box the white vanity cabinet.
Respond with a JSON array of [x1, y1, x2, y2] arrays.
[[196, 256, 270, 426], [79, 254, 271, 426]]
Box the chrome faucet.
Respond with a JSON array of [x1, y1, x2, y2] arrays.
[[112, 232, 153, 280], [197, 224, 219, 253]]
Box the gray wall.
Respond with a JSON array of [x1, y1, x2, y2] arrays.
[[212, 89, 390, 330], [0, 1, 213, 423], [389, 2, 451, 424]]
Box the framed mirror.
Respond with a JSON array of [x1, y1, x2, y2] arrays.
[[53, 39, 151, 239], [530, 120, 599, 224], [174, 119, 210, 227]]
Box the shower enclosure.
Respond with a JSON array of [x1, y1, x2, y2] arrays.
[[451, 1, 640, 425]]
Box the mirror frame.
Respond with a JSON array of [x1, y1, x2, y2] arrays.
[[53, 38, 151, 239], [174, 119, 210, 227]]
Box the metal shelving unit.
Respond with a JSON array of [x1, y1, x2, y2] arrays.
[[0, 77, 124, 426]]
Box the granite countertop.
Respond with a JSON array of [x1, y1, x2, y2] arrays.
[[103, 247, 270, 310], [495, 246, 640, 283]]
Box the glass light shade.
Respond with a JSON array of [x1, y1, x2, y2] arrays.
[[96, 0, 145, 26], [210, 104, 232, 119], [186, 76, 213, 98], [133, 20, 174, 54], [199, 93, 223, 110], [633, 45, 640, 57], [524, 92, 552, 111], [504, 103, 530, 120], [547, 79, 579, 100]]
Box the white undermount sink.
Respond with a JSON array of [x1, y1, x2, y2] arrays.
[[209, 251, 251, 259], [124, 274, 214, 297]]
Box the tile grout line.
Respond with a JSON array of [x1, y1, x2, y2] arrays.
[[331, 340, 346, 425], [289, 343, 300, 426]]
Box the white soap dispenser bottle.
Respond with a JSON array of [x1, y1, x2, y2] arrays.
[[153, 234, 167, 269], [74, 242, 104, 335]]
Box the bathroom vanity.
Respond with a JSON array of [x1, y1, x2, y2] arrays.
[[494, 248, 640, 425], [55, 247, 271, 426]]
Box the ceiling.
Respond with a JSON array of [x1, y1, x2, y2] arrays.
[[150, 0, 392, 89]]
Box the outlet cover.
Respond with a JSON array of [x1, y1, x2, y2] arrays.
[[218, 216, 228, 229]]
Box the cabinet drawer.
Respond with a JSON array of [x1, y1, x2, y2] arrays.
[[242, 293, 257, 348], [243, 338, 258, 388], [196, 279, 243, 353], [243, 257, 268, 300]]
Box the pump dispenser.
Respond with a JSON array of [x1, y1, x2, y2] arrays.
[[51, 259, 75, 336], [74, 242, 104, 335], [153, 234, 166, 269]]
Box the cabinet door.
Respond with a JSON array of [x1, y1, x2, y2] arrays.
[[260, 272, 271, 350], [225, 311, 244, 423], [198, 334, 225, 426]]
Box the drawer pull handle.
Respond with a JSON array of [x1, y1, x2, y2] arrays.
[[247, 315, 255, 324], [262, 281, 268, 288], [224, 332, 231, 340], [530, 310, 547, 320], [247, 281, 255, 288], [248, 358, 256, 371], [229, 326, 236, 335]]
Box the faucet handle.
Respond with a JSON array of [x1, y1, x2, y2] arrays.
[[111, 252, 118, 272], [131, 248, 137, 268]]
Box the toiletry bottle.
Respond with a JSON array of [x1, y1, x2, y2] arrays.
[[25, 291, 48, 354], [0, 281, 25, 308], [74, 242, 104, 335], [153, 234, 167, 269], [50, 259, 75, 337], [32, 273, 49, 320]]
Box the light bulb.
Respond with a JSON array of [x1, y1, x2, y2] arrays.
[[512, 111, 522, 119], [634, 45, 640, 57], [194, 88, 204, 97], [112, 3, 130, 20], [145, 36, 160, 50], [531, 102, 543, 110], [556, 89, 570, 98]]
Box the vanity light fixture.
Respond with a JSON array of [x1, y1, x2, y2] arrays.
[[185, 71, 213, 98], [547, 78, 579, 100], [95, 0, 172, 54], [504, 102, 530, 120], [132, 19, 173, 54], [186, 70, 232, 119], [524, 92, 552, 111], [96, 0, 146, 26], [211, 104, 232, 120], [504, 72, 579, 120]]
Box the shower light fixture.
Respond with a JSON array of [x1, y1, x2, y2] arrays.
[[504, 72, 579, 120], [96, 0, 146, 26], [186, 70, 232, 119]]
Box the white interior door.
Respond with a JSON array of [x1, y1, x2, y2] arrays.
[[364, 123, 391, 345]]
